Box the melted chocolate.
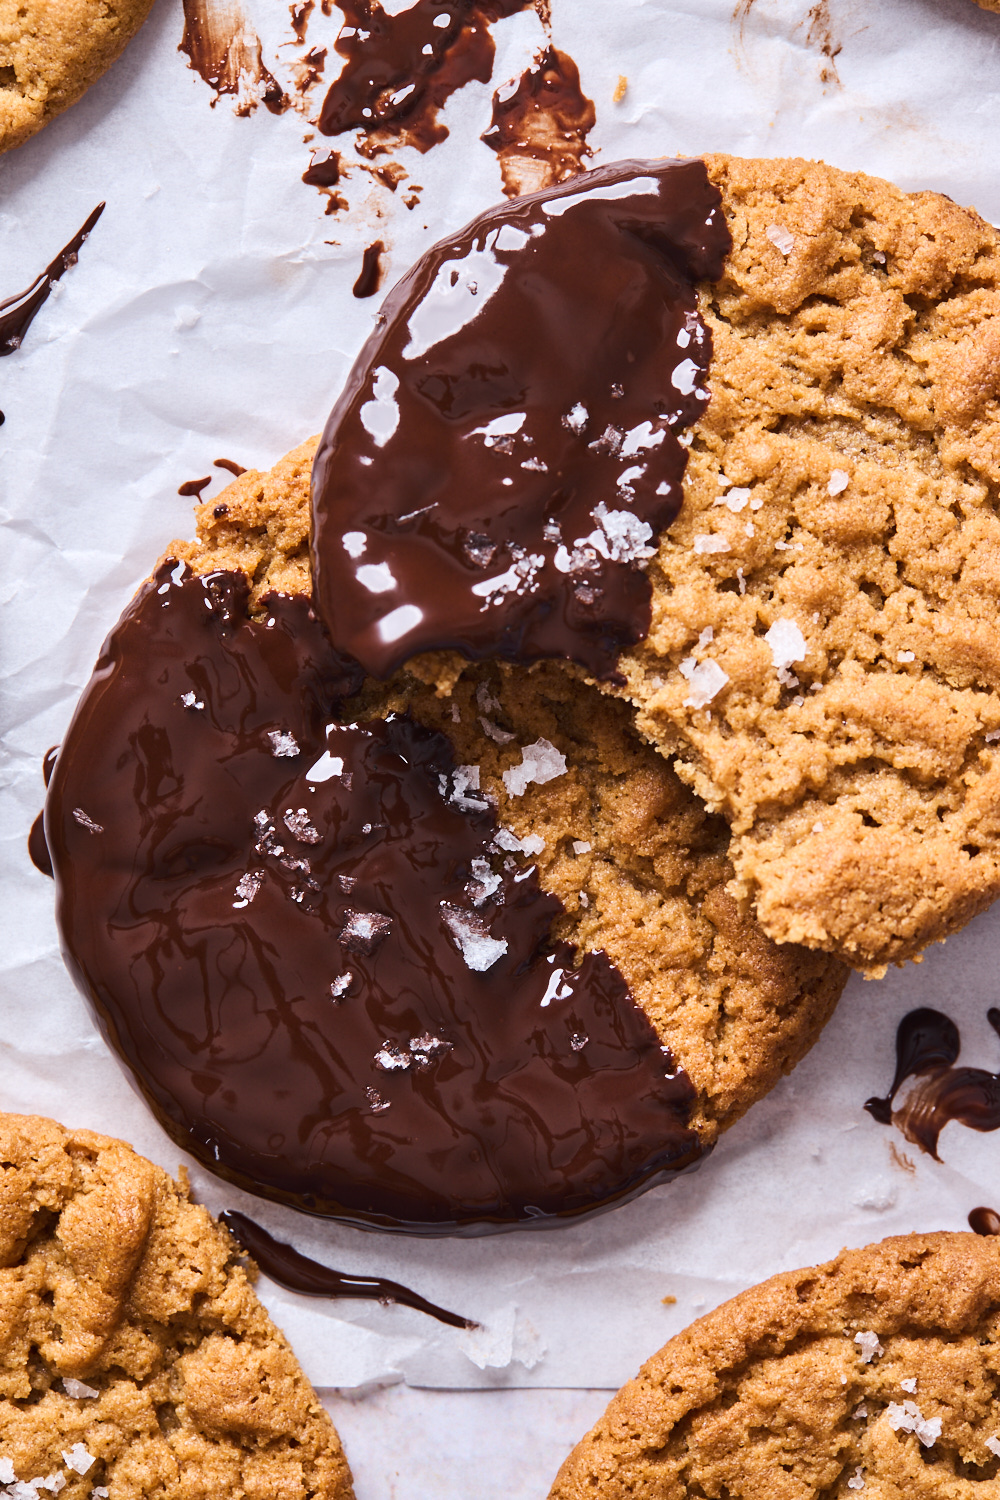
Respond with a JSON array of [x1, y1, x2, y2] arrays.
[[0, 204, 105, 358], [214, 457, 247, 477], [46, 563, 702, 1233], [178, 476, 213, 499], [311, 158, 730, 681], [969, 1207, 1000, 1236], [303, 150, 342, 188], [353, 241, 385, 299], [291, 0, 314, 44], [220, 1210, 475, 1326], [28, 748, 60, 878], [318, 0, 534, 153], [180, 0, 287, 116], [482, 47, 595, 200], [865, 1007, 1000, 1159]]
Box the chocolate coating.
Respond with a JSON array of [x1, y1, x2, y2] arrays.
[[46, 564, 702, 1233], [311, 158, 730, 680], [219, 1210, 475, 1326], [0, 203, 104, 358], [969, 1206, 1000, 1236], [865, 1006, 1000, 1159]]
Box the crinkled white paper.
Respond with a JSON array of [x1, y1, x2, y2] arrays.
[[4, 0, 1000, 1412]]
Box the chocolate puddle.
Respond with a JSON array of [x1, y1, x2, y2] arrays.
[[353, 241, 384, 298], [220, 1210, 475, 1326], [45, 563, 703, 1233], [482, 46, 594, 199], [969, 1207, 1000, 1236], [311, 157, 730, 681], [180, 0, 287, 115], [317, 0, 537, 154], [0, 204, 105, 358], [865, 1007, 1000, 1159]]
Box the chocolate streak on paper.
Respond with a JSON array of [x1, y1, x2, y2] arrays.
[[0, 204, 105, 358], [179, 0, 287, 115], [317, 0, 537, 154], [178, 476, 213, 499], [219, 1210, 476, 1327], [46, 564, 702, 1233], [353, 241, 384, 298], [290, 0, 315, 44], [865, 1007, 1000, 1159], [482, 46, 595, 199], [311, 158, 730, 681], [214, 457, 247, 477], [302, 150, 342, 187]]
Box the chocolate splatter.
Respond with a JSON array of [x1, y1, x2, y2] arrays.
[[220, 1210, 476, 1326], [178, 476, 213, 499], [970, 1206, 1000, 1236], [317, 0, 537, 154], [180, 0, 287, 115], [302, 150, 342, 187], [214, 457, 247, 477], [290, 0, 314, 44], [482, 46, 595, 199], [0, 204, 105, 358], [352, 240, 384, 298], [865, 1007, 1000, 1160]]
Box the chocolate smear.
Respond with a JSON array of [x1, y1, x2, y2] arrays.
[[317, 0, 537, 154], [214, 457, 247, 477], [302, 150, 342, 188], [220, 1210, 476, 1327], [180, 0, 287, 115], [46, 563, 702, 1233], [0, 204, 105, 358], [482, 46, 595, 199], [970, 1206, 1000, 1236], [178, 476, 213, 499], [311, 157, 731, 681], [865, 1007, 1000, 1159], [353, 241, 384, 298]]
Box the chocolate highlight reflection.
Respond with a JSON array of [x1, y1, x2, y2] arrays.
[[311, 159, 729, 681], [45, 564, 703, 1233]]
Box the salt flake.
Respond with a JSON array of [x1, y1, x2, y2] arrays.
[[440, 902, 508, 971], [886, 1398, 941, 1447], [572, 840, 591, 855], [502, 739, 567, 797], [268, 730, 300, 758], [766, 223, 795, 255], [679, 657, 729, 709], [854, 1330, 883, 1363], [693, 533, 730, 554], [846, 1467, 865, 1491], [62, 1445, 96, 1475], [62, 1377, 99, 1399], [828, 469, 850, 495], [765, 618, 807, 678], [900, 1377, 917, 1393], [339, 909, 392, 955], [986, 1434, 1000, 1458]]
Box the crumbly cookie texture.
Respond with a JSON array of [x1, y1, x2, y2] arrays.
[[550, 1232, 1000, 1499], [165, 442, 846, 1143], [0, 0, 155, 154], [0, 1111, 354, 1500], [615, 153, 1000, 975]]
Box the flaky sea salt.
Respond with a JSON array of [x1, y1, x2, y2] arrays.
[[886, 1399, 941, 1447], [766, 223, 795, 255], [897, 650, 915, 663], [61, 1378, 99, 1399], [518, 833, 545, 856], [179, 690, 204, 710], [409, 1034, 453, 1063], [467, 856, 503, 906], [562, 402, 588, 433], [679, 657, 729, 709], [696, 626, 714, 648], [62, 1445, 96, 1475], [572, 841, 591, 855], [693, 533, 730, 554], [339, 909, 392, 955], [366, 1086, 390, 1113], [440, 903, 508, 971], [846, 1468, 865, 1491], [72, 808, 104, 835], [233, 872, 262, 907], [445, 764, 490, 812], [374, 1042, 412, 1072], [283, 809, 320, 843], [986, 1434, 1000, 1457], [330, 973, 353, 1000], [714, 487, 752, 512], [854, 1330, 884, 1363], [267, 730, 300, 758], [502, 739, 567, 797], [0, 1460, 15, 1485], [479, 715, 516, 745], [765, 618, 807, 687], [828, 469, 850, 495]]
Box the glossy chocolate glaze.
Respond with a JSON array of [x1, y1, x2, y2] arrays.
[[353, 241, 385, 298], [317, 0, 534, 153], [46, 563, 702, 1233], [865, 1007, 1000, 1159], [482, 46, 595, 199], [969, 1206, 1000, 1236], [303, 150, 342, 188], [28, 748, 59, 878], [311, 158, 729, 681], [1, 204, 105, 358], [220, 1210, 475, 1326]]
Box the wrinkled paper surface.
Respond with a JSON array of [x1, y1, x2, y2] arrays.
[[4, 0, 1000, 1398]]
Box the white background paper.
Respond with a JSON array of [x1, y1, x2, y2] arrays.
[[4, 0, 1000, 1494]]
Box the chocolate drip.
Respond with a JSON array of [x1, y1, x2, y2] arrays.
[[353, 241, 385, 299], [214, 457, 247, 477], [28, 748, 60, 877], [180, 0, 287, 116], [178, 476, 213, 499], [318, 0, 535, 153], [220, 1210, 475, 1326], [290, 0, 314, 43], [865, 1007, 1000, 1159], [0, 204, 105, 358], [482, 46, 595, 200], [969, 1207, 1000, 1236], [311, 158, 730, 681], [46, 564, 702, 1233]]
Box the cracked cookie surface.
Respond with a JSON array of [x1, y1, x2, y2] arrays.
[[550, 1232, 1000, 1500], [0, 1111, 354, 1500], [615, 154, 1000, 974]]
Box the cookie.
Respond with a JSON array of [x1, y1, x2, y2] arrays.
[[550, 1231, 1000, 1499], [39, 436, 845, 1231], [0, 1110, 354, 1499], [0, 0, 155, 154]]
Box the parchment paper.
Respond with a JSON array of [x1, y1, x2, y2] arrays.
[[4, 0, 1000, 1400]]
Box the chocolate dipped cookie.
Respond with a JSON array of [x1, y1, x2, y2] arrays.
[[0, 1110, 354, 1499], [549, 1232, 1000, 1499]]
